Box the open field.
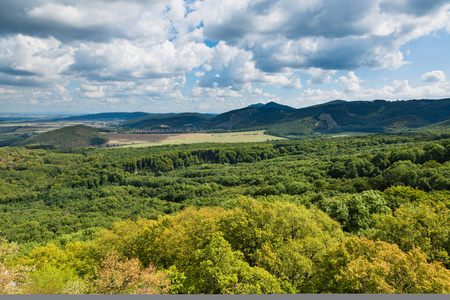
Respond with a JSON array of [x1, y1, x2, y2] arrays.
[[102, 133, 179, 146], [107, 130, 285, 148], [329, 131, 377, 137]]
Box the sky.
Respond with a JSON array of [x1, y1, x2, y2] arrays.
[[0, 0, 450, 114]]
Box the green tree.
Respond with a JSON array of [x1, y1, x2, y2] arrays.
[[182, 234, 282, 294]]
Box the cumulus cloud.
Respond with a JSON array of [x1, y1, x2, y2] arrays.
[[379, 0, 448, 16], [190, 86, 242, 99], [293, 76, 450, 107], [198, 46, 302, 90], [306, 68, 337, 84], [421, 70, 446, 83], [243, 83, 277, 98], [0, 83, 73, 111], [0, 0, 174, 43], [192, 0, 450, 72], [339, 72, 363, 93], [0, 0, 449, 112], [81, 85, 107, 98], [71, 40, 212, 81], [0, 34, 74, 87]]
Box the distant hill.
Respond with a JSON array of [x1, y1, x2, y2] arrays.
[[14, 125, 108, 149], [122, 113, 214, 130], [32, 99, 450, 137], [247, 103, 265, 108], [280, 98, 450, 134], [260, 101, 295, 110], [205, 98, 450, 136], [247, 102, 295, 110], [208, 106, 292, 130], [53, 112, 150, 122], [118, 99, 450, 135]]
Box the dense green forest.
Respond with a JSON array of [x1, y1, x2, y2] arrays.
[[13, 125, 109, 149], [1, 131, 450, 294]]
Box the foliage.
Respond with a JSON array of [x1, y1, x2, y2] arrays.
[[318, 191, 390, 233], [1, 131, 450, 294], [22, 265, 86, 294], [14, 125, 108, 149], [311, 237, 450, 293], [124, 98, 450, 135], [89, 251, 170, 294], [182, 233, 282, 294], [369, 203, 450, 267]]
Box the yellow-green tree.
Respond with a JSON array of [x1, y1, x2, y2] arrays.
[[182, 233, 282, 294], [1, 237, 23, 294], [369, 203, 450, 267], [311, 237, 450, 293]]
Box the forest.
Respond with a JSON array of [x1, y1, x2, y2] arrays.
[[1, 131, 450, 294]]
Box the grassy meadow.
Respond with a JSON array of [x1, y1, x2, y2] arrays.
[[112, 130, 286, 148]]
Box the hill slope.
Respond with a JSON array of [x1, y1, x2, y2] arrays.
[[247, 101, 295, 110], [59, 99, 450, 136], [279, 98, 450, 134], [208, 106, 292, 129], [122, 113, 214, 130], [14, 125, 108, 149], [210, 98, 450, 135]]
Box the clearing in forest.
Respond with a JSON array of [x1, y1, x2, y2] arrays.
[[104, 130, 285, 147]]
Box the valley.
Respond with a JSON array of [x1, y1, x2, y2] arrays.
[[103, 130, 284, 148], [1, 98, 450, 294], [3, 98, 450, 150]]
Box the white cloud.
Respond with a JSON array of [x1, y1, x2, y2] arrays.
[[72, 40, 213, 81], [294, 76, 450, 107], [106, 98, 120, 103], [190, 0, 450, 72], [190, 86, 242, 98], [199, 46, 302, 90], [27, 3, 115, 28], [306, 68, 337, 84], [209, 42, 240, 70], [82, 85, 106, 98], [339, 72, 363, 93], [421, 70, 446, 83], [0, 0, 449, 112], [243, 83, 277, 98], [0, 84, 74, 110], [0, 34, 74, 86]]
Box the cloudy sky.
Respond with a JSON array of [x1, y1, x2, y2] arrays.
[[1, 0, 450, 114]]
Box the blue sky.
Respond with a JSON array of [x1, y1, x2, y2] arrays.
[[0, 0, 449, 114]]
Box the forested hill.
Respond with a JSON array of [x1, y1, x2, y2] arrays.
[[13, 125, 108, 149], [278, 98, 450, 134], [119, 98, 450, 134], [247, 101, 296, 110], [121, 113, 214, 130], [209, 98, 450, 134]]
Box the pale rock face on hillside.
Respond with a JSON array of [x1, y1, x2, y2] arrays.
[[319, 113, 340, 130]]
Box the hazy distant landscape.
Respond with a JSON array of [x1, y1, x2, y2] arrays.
[[2, 98, 450, 150], [1, 0, 450, 296]]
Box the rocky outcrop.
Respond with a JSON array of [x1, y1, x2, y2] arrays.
[[319, 113, 340, 130]]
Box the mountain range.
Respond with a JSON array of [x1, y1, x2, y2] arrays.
[[45, 99, 450, 136]]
